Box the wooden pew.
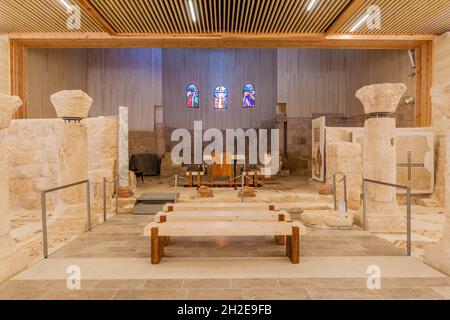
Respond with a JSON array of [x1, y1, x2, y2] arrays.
[[144, 221, 301, 264], [163, 202, 278, 212]]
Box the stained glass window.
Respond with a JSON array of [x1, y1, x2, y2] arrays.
[[242, 83, 255, 108], [186, 84, 199, 109], [214, 85, 228, 110]]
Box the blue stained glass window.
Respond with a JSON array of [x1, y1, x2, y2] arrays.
[[242, 83, 255, 108]]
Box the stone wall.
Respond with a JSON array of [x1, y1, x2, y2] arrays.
[[84, 117, 119, 225], [129, 131, 157, 156], [8, 119, 62, 210]]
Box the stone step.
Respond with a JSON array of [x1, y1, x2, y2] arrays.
[[136, 193, 179, 204]]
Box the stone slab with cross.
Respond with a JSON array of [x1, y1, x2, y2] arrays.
[[323, 126, 434, 194]]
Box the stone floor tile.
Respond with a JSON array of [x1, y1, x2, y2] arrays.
[[40, 280, 101, 290], [94, 279, 145, 290], [143, 279, 184, 289], [376, 288, 445, 300], [40, 289, 117, 300], [405, 277, 450, 287], [307, 288, 380, 300], [231, 278, 280, 289], [243, 288, 311, 300], [113, 289, 188, 300], [431, 287, 450, 299], [336, 278, 413, 289], [0, 289, 47, 300], [0, 280, 47, 290], [182, 279, 231, 289], [278, 278, 340, 288], [187, 289, 243, 300]]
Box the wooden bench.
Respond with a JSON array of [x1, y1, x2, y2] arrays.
[[154, 210, 291, 223], [144, 221, 301, 264], [163, 202, 278, 212]]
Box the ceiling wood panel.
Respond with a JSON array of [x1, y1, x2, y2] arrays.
[[336, 0, 450, 35], [0, 0, 104, 33]]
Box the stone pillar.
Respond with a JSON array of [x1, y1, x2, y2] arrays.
[[424, 83, 450, 275], [356, 83, 407, 233], [118, 106, 133, 198], [50, 90, 91, 233], [326, 142, 362, 212], [0, 94, 27, 282], [154, 105, 166, 158]]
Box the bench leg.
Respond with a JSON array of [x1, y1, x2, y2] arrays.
[[275, 213, 286, 245], [151, 227, 164, 264], [286, 226, 300, 264]]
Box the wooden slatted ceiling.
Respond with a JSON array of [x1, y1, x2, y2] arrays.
[[89, 0, 351, 34], [336, 0, 450, 35], [0, 0, 103, 33]]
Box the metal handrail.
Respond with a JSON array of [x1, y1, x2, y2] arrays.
[[362, 178, 412, 256], [103, 176, 119, 222], [41, 179, 91, 259], [333, 174, 347, 212]]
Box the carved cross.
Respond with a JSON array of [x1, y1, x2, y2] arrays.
[[397, 151, 424, 181]]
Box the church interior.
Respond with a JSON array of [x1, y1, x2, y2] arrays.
[[1, 0, 450, 300]]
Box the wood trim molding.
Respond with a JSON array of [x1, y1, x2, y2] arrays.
[[9, 40, 27, 119], [77, 0, 117, 35], [326, 0, 367, 35], [415, 41, 433, 127], [8, 32, 433, 49]]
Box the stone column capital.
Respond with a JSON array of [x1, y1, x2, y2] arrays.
[[356, 83, 407, 114], [50, 90, 93, 120], [0, 94, 22, 130]]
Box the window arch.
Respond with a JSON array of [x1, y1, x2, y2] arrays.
[[186, 84, 199, 108], [242, 83, 255, 108], [214, 85, 228, 109]]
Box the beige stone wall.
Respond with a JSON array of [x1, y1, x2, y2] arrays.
[[8, 117, 119, 216], [0, 35, 8, 94], [8, 119, 62, 210], [326, 142, 362, 211], [83, 116, 119, 224]]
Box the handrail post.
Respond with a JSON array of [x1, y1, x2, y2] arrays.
[[86, 181, 91, 232], [333, 174, 337, 210], [115, 176, 119, 215], [103, 177, 107, 222], [41, 191, 48, 259], [343, 175, 348, 213], [406, 187, 412, 256], [241, 175, 244, 203], [174, 174, 178, 203], [362, 179, 367, 231]]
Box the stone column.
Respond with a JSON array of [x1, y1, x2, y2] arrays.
[[118, 106, 133, 198], [356, 83, 407, 233], [424, 83, 450, 275], [0, 94, 27, 282], [50, 90, 91, 233], [154, 106, 166, 158]]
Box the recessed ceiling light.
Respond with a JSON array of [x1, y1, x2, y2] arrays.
[[188, 0, 197, 23], [58, 0, 72, 11], [307, 0, 318, 12], [349, 13, 370, 33]]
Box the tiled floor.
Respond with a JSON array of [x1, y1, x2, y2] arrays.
[[2, 215, 449, 300], [1, 277, 449, 300]]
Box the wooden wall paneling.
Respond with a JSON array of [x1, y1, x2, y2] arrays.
[[0, 35, 9, 94], [278, 48, 416, 118], [415, 41, 433, 127], [162, 48, 277, 130], [27, 48, 89, 119], [86, 48, 162, 131], [9, 40, 27, 118]]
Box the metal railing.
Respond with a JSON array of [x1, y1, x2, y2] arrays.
[[333, 174, 347, 212], [41, 180, 91, 259], [103, 176, 119, 222], [362, 178, 412, 256]]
